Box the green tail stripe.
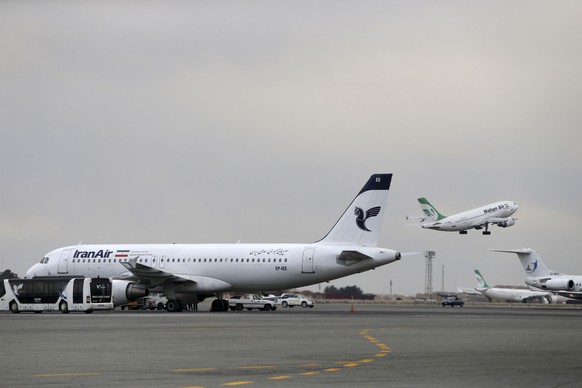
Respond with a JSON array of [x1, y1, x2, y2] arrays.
[[474, 269, 490, 288]]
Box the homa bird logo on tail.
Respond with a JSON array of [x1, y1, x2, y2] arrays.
[[355, 206, 381, 231]]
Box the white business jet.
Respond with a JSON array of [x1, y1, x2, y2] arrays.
[[414, 197, 518, 235], [25, 174, 401, 312], [491, 248, 582, 300], [459, 269, 555, 303]]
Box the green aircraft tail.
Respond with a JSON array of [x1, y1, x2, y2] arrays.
[[417, 197, 446, 222], [474, 269, 491, 289]]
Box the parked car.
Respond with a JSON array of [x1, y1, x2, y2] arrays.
[[280, 293, 315, 308], [229, 294, 277, 311], [442, 295, 464, 307]]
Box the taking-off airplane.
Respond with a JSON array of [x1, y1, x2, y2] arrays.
[[413, 197, 518, 235], [25, 174, 401, 312], [459, 269, 555, 303], [492, 248, 582, 300]]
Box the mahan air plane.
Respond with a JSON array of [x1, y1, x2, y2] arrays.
[[412, 197, 518, 235]]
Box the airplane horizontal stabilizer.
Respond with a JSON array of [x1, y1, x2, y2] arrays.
[[457, 287, 480, 295], [489, 248, 532, 254], [337, 250, 372, 263]]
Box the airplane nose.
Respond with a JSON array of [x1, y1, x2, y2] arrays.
[[25, 264, 38, 278]]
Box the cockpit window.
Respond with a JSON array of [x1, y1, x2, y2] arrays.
[[40, 257, 49, 264]]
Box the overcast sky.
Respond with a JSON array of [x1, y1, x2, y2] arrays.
[[1, 1, 581, 295]]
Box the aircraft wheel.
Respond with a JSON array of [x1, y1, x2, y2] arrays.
[[221, 299, 229, 311], [211, 299, 225, 312], [59, 301, 69, 314], [166, 299, 182, 312], [9, 301, 20, 313]]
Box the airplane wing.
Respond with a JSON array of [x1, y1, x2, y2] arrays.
[[120, 258, 232, 291], [515, 293, 551, 303], [120, 259, 190, 286]]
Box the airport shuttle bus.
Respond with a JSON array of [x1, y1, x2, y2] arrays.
[[0, 277, 114, 314]]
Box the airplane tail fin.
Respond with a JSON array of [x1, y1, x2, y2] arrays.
[[417, 197, 446, 222], [490, 248, 551, 277], [474, 269, 490, 289], [317, 174, 392, 247]]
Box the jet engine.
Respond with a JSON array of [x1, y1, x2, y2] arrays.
[[111, 280, 149, 306], [544, 278, 575, 291], [497, 218, 516, 228]]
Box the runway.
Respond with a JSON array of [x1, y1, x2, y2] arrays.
[[1, 303, 581, 387]]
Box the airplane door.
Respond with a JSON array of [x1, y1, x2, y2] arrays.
[[302, 248, 315, 274], [58, 249, 71, 274]]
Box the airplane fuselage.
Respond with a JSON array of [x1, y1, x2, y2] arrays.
[[422, 201, 517, 232], [477, 286, 550, 303], [26, 243, 400, 292]]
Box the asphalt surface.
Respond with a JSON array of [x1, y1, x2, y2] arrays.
[[1, 303, 581, 387]]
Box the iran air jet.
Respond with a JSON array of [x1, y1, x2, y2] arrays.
[[25, 174, 401, 312], [459, 269, 555, 303], [491, 248, 582, 300], [415, 197, 518, 235]]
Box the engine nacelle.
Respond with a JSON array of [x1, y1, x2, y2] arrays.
[[544, 278, 575, 291], [111, 280, 149, 306], [497, 218, 516, 228]]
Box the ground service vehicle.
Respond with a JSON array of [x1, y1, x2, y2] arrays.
[[442, 295, 464, 307], [229, 294, 277, 311], [0, 277, 115, 313], [280, 293, 315, 308]]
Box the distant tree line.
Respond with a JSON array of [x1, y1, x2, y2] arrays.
[[324, 285, 375, 300], [0, 269, 18, 279]]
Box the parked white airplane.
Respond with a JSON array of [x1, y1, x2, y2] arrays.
[[459, 269, 555, 303], [25, 174, 401, 312], [491, 248, 582, 300], [414, 197, 518, 235]]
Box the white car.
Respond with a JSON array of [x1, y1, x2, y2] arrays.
[[279, 294, 315, 308], [229, 294, 277, 311]]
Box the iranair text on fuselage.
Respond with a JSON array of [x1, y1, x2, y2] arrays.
[[72, 249, 114, 259]]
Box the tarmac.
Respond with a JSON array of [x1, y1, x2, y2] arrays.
[[1, 302, 581, 387]]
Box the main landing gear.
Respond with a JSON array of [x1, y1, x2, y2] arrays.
[[210, 299, 229, 312]]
